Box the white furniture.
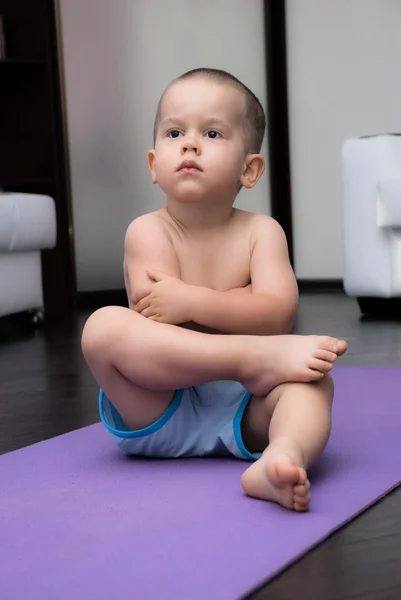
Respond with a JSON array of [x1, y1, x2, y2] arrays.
[[342, 134, 401, 315], [0, 192, 57, 318]]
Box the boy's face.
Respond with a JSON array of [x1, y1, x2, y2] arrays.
[[148, 78, 252, 202]]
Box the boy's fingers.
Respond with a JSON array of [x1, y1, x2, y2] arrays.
[[148, 314, 165, 322], [135, 297, 151, 313], [132, 287, 151, 304], [146, 269, 168, 281]]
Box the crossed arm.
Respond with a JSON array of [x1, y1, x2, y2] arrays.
[[124, 214, 298, 336]]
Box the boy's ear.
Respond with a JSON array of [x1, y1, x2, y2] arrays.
[[240, 154, 265, 189], [147, 150, 157, 184]]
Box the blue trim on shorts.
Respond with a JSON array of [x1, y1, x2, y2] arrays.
[[233, 391, 261, 461], [99, 388, 184, 439]]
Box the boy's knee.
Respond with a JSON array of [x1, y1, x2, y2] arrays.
[[311, 373, 335, 408], [81, 306, 127, 358], [272, 373, 334, 405]]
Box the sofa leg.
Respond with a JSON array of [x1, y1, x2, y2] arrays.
[[357, 297, 401, 318], [28, 309, 45, 326]]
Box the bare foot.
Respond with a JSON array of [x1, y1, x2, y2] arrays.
[[241, 451, 311, 511], [241, 335, 347, 396]]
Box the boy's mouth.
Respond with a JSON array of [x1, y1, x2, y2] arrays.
[[177, 160, 203, 173]]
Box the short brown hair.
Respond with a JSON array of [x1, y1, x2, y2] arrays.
[[153, 67, 266, 153]]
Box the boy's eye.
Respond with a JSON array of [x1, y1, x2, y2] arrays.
[[205, 130, 221, 139], [167, 130, 182, 138]]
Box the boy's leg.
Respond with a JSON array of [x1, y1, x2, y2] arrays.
[[82, 305, 248, 430], [240, 375, 334, 511], [82, 305, 344, 431]]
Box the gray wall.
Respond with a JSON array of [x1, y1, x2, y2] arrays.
[[286, 0, 401, 279], [59, 0, 270, 292]]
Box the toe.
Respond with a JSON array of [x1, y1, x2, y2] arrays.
[[305, 368, 325, 382], [326, 337, 347, 356], [294, 497, 310, 511], [330, 337, 348, 356], [313, 349, 337, 363], [275, 462, 305, 487], [294, 482, 310, 497], [319, 336, 338, 351], [294, 489, 311, 509], [310, 359, 333, 373], [297, 469, 308, 485], [336, 340, 348, 356]]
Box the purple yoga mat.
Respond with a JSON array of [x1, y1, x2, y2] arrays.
[[1, 367, 401, 600]]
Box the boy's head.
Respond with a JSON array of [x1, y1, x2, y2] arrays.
[[148, 68, 266, 202], [153, 68, 266, 154]]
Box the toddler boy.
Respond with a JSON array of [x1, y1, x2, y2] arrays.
[[82, 68, 347, 511]]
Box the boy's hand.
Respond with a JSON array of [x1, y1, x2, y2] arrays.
[[134, 269, 195, 324]]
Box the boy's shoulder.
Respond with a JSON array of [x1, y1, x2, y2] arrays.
[[125, 210, 171, 239], [234, 209, 285, 236], [233, 210, 288, 253], [124, 211, 176, 257]]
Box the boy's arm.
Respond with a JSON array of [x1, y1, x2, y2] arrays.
[[124, 215, 183, 310], [190, 217, 298, 335]]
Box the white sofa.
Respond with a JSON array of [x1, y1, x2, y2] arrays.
[[342, 134, 401, 315], [0, 192, 57, 318]]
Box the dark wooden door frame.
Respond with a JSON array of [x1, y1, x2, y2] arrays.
[[263, 0, 294, 266], [0, 0, 76, 321], [46, 0, 77, 319]]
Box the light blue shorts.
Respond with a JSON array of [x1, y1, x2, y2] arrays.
[[99, 380, 261, 461]]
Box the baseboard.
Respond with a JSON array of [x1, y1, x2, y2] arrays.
[[75, 289, 128, 310], [297, 279, 344, 293]]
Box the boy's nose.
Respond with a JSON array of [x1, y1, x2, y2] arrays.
[[181, 138, 201, 155]]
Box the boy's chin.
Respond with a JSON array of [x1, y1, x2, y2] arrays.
[[165, 180, 236, 203], [166, 182, 212, 203]]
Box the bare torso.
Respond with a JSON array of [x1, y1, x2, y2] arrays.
[[124, 207, 259, 333], [156, 207, 253, 290]]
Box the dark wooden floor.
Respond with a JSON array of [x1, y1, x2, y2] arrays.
[[1, 293, 401, 600]]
